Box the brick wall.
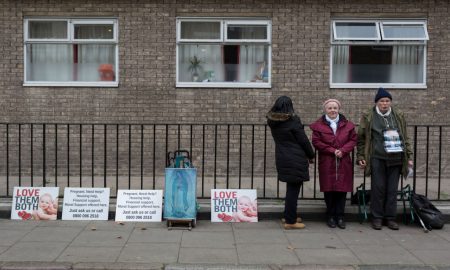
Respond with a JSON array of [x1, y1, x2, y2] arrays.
[[0, 0, 449, 198], [0, 0, 449, 125]]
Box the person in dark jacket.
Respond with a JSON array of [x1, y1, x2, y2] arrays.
[[267, 96, 315, 229], [310, 99, 357, 229], [357, 87, 414, 230]]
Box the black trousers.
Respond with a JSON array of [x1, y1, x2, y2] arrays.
[[324, 191, 347, 219], [370, 158, 401, 220], [284, 182, 302, 224]]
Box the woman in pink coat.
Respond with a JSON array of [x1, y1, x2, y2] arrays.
[[310, 99, 357, 229]]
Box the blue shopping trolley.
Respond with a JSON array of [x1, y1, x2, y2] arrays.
[[164, 150, 197, 230]]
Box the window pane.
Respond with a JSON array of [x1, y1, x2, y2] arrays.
[[382, 23, 427, 39], [28, 21, 67, 39], [180, 21, 221, 40], [334, 22, 379, 40], [227, 25, 267, 40], [331, 45, 424, 84], [178, 44, 269, 83], [26, 44, 116, 82], [74, 24, 114, 39]]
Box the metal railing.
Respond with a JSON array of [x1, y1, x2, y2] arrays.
[[0, 123, 448, 200]]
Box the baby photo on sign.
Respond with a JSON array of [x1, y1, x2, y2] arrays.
[[11, 187, 59, 221], [211, 189, 258, 222]]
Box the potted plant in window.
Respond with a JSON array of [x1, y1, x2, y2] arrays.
[[188, 56, 203, 82]]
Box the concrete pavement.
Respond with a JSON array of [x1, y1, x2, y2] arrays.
[[1, 217, 450, 270]]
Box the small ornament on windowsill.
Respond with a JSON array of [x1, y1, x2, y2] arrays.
[[188, 56, 203, 82]]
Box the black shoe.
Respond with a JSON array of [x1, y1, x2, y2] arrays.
[[337, 217, 346, 229], [327, 217, 336, 228], [371, 219, 382, 230], [386, 220, 399, 230]]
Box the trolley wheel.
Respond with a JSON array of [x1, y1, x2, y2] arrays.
[[192, 219, 196, 228]]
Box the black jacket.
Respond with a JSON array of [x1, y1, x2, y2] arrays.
[[267, 112, 315, 184]]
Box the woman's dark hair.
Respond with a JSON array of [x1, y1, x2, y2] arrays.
[[270, 96, 295, 114]]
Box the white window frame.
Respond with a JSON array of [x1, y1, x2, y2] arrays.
[[25, 18, 70, 42], [176, 17, 272, 88], [380, 21, 429, 41], [224, 20, 271, 43], [332, 21, 381, 41], [177, 19, 223, 43], [71, 19, 118, 42], [23, 18, 119, 87], [330, 19, 428, 89]]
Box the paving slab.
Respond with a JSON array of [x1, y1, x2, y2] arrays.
[[178, 247, 238, 264], [0, 220, 39, 230], [20, 227, 82, 242], [294, 248, 360, 265], [166, 264, 272, 270], [0, 261, 71, 270], [232, 220, 282, 230], [281, 266, 356, 270], [286, 232, 346, 249], [0, 246, 10, 255], [358, 266, 433, 270], [335, 230, 398, 246], [181, 231, 235, 248], [0, 230, 30, 246], [56, 246, 122, 263], [69, 230, 130, 247], [409, 250, 450, 265], [234, 229, 288, 244], [236, 243, 299, 265], [347, 244, 423, 265], [72, 262, 164, 270], [390, 232, 450, 250], [193, 220, 233, 232], [128, 228, 182, 243], [0, 242, 68, 262], [86, 221, 136, 232], [37, 220, 90, 228], [117, 243, 179, 264]]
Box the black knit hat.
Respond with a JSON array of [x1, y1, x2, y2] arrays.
[[374, 87, 392, 103]]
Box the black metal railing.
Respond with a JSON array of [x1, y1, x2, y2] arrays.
[[0, 123, 448, 201]]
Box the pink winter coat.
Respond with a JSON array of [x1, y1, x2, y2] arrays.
[[310, 115, 357, 192]]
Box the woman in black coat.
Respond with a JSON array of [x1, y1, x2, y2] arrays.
[[267, 96, 315, 229]]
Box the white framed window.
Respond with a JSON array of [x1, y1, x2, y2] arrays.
[[176, 18, 271, 88], [330, 19, 428, 89], [24, 18, 119, 87]]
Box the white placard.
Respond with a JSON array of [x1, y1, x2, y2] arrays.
[[62, 188, 110, 220], [11, 187, 59, 221], [211, 189, 258, 222], [115, 190, 163, 222]]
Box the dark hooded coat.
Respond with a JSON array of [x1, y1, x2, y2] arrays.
[[309, 114, 357, 192], [267, 112, 315, 184]]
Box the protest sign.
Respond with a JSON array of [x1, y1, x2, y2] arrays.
[[11, 187, 59, 221], [115, 190, 162, 222], [62, 188, 110, 220], [211, 189, 258, 222]]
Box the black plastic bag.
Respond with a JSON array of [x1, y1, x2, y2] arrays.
[[411, 192, 445, 229]]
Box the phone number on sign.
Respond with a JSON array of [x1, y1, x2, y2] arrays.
[[72, 214, 99, 218], [125, 216, 152, 220]]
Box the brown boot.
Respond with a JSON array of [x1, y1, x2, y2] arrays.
[[284, 222, 306, 230], [281, 217, 302, 224]]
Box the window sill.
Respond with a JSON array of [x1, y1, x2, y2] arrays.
[[23, 82, 119, 88], [330, 83, 427, 89], [176, 82, 271, 89]]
